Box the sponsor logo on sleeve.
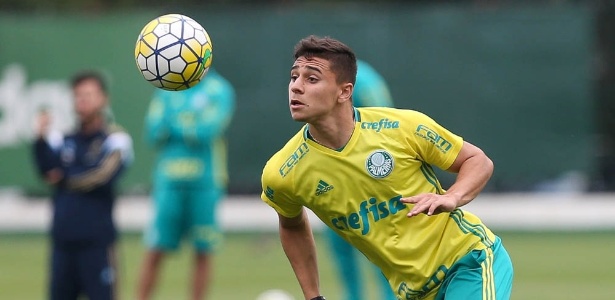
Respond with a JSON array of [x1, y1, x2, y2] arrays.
[[414, 124, 452, 153], [279, 142, 309, 177]]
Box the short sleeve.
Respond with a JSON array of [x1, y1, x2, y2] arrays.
[[406, 111, 464, 170], [260, 162, 303, 218]]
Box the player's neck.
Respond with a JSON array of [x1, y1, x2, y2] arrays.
[[79, 114, 105, 135], [308, 109, 355, 150]]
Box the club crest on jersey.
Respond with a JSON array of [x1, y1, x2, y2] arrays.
[[365, 150, 394, 178]]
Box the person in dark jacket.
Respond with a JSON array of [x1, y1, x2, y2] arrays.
[[32, 71, 133, 300]]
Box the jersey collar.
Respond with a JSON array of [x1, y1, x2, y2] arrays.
[[303, 107, 361, 153]]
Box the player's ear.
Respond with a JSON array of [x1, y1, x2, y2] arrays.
[[338, 82, 353, 104]]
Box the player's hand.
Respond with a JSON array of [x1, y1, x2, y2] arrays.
[[401, 193, 459, 217]]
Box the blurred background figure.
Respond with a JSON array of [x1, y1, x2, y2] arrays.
[[323, 60, 396, 300], [136, 67, 235, 300], [32, 71, 133, 300]]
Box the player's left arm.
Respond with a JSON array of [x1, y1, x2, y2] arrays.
[[402, 141, 494, 217]]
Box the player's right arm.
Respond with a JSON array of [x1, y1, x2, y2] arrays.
[[261, 150, 323, 299], [278, 209, 322, 300]]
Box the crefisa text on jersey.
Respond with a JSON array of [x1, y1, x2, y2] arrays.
[[360, 118, 400, 132], [330, 195, 405, 235]]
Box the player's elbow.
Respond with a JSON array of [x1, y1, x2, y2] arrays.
[[483, 154, 494, 180], [485, 157, 495, 178]]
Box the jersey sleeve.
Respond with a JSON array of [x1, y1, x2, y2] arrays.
[[260, 159, 303, 218], [405, 111, 464, 170]]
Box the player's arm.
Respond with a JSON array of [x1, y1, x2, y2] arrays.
[[404, 141, 493, 216], [278, 208, 322, 300], [66, 151, 123, 192], [32, 137, 64, 185], [31, 111, 64, 185], [67, 132, 133, 192], [443, 141, 494, 205]]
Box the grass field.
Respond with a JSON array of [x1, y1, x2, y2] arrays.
[[1, 231, 614, 299]]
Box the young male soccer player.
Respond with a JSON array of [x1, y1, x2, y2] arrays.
[[136, 68, 235, 300], [33, 71, 133, 300], [260, 35, 513, 300]]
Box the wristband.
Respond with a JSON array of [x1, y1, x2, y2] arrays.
[[310, 297, 325, 300]]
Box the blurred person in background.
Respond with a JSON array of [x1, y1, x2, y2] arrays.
[[324, 59, 396, 300], [32, 71, 134, 300], [136, 67, 235, 300], [261, 35, 513, 300]]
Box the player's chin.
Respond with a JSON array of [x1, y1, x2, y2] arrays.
[[289, 110, 309, 122]]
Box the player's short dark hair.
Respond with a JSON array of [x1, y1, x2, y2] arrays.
[[70, 70, 108, 95], [293, 35, 357, 85]]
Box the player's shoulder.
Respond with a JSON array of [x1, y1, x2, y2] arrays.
[[104, 123, 133, 148], [262, 127, 308, 177]]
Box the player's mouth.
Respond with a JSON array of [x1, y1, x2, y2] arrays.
[[290, 99, 306, 109]]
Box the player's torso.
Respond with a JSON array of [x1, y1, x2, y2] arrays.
[[156, 86, 222, 184], [60, 131, 110, 176], [53, 130, 117, 244]]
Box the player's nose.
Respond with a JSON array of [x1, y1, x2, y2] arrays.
[[289, 79, 303, 94]]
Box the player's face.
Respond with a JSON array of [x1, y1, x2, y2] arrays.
[[289, 56, 343, 122], [73, 79, 107, 123]]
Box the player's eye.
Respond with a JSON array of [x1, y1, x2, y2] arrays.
[[290, 74, 298, 81], [307, 76, 318, 83]]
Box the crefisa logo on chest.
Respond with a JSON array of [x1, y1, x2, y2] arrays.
[[365, 149, 394, 178]]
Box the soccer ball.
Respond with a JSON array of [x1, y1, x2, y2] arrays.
[[255, 289, 296, 300], [134, 14, 212, 91]]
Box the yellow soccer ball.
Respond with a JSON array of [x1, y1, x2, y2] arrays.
[[134, 14, 212, 91]]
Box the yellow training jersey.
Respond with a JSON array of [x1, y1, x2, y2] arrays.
[[260, 107, 496, 300]]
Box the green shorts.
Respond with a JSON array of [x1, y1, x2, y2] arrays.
[[434, 237, 513, 300], [144, 181, 223, 253]]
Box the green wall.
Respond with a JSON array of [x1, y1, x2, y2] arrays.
[[0, 4, 593, 194]]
